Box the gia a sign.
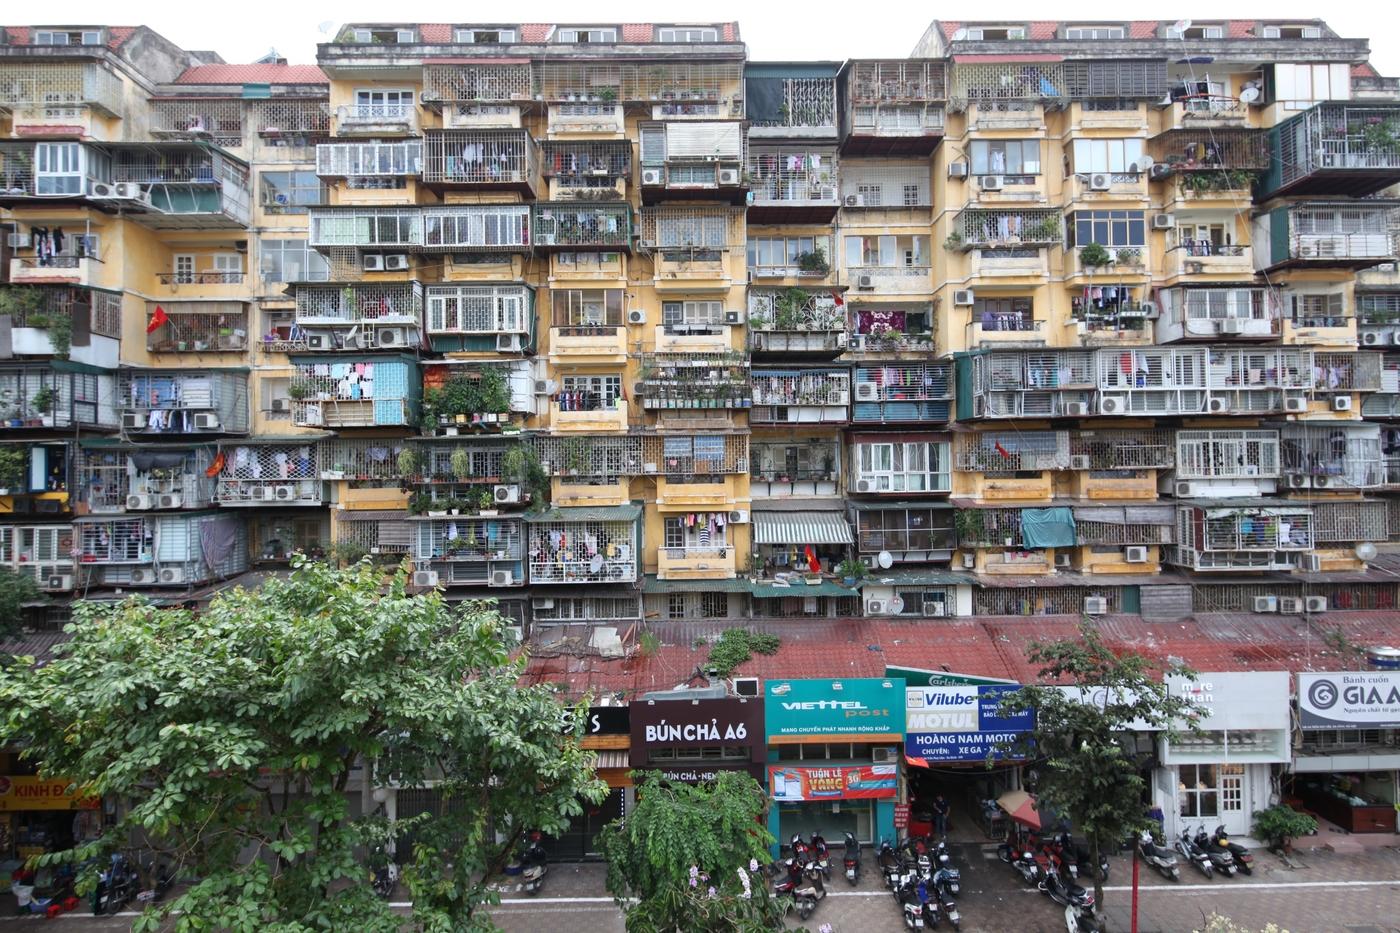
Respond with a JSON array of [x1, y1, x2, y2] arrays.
[[1299, 672, 1400, 730]]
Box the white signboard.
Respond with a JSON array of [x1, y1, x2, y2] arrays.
[[1299, 671, 1400, 730]]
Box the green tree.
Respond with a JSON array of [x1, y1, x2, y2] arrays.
[[0, 567, 41, 640], [997, 620, 1199, 929], [0, 557, 605, 932], [598, 770, 788, 933]]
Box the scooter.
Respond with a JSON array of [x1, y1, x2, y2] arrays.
[[916, 877, 941, 929], [842, 831, 861, 885], [371, 859, 399, 898], [1136, 831, 1181, 882], [1211, 825, 1254, 876], [999, 842, 1043, 886], [773, 858, 804, 897], [1065, 902, 1104, 933], [520, 837, 548, 895], [792, 866, 827, 922], [1059, 832, 1109, 883], [1175, 828, 1214, 879], [933, 869, 962, 930], [899, 876, 926, 929], [1192, 825, 1235, 876], [790, 833, 813, 871], [91, 853, 138, 916], [934, 865, 961, 897], [931, 837, 952, 870], [810, 832, 832, 881], [1040, 869, 1095, 910]]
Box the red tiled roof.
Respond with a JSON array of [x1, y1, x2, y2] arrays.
[[523, 613, 1400, 699], [520, 24, 552, 43], [1129, 22, 1159, 39], [1028, 22, 1059, 41], [1354, 62, 1380, 78], [621, 24, 652, 43], [3, 26, 135, 49], [419, 24, 452, 43], [175, 64, 327, 85]]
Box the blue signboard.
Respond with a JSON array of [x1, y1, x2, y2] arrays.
[[904, 684, 1032, 763]]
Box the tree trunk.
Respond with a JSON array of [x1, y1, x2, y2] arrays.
[[1091, 835, 1107, 931]]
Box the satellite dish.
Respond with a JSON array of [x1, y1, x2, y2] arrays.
[[317, 21, 336, 35], [952, 28, 968, 41], [1356, 542, 1379, 561], [887, 596, 905, 615], [1239, 86, 1260, 104], [1172, 19, 1192, 35], [877, 551, 894, 569]]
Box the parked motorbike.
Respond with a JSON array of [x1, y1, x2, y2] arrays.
[[842, 831, 861, 885], [1136, 831, 1181, 882], [933, 869, 962, 930], [790, 833, 813, 871], [934, 865, 961, 897], [792, 866, 828, 921], [773, 858, 804, 897], [931, 837, 952, 870], [916, 877, 942, 929], [1212, 825, 1254, 876], [899, 876, 927, 929], [1041, 868, 1095, 912], [520, 837, 548, 895], [1190, 825, 1235, 876], [999, 841, 1044, 886], [1175, 828, 1214, 879], [91, 854, 138, 916], [1059, 832, 1109, 883], [1065, 902, 1105, 933], [810, 832, 832, 881]]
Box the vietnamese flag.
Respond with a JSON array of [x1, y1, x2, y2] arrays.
[[994, 441, 1013, 460], [804, 544, 822, 573], [830, 290, 844, 307], [147, 304, 169, 333], [204, 450, 226, 478]]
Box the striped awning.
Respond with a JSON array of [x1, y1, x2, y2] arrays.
[[594, 750, 630, 769], [753, 511, 853, 546]]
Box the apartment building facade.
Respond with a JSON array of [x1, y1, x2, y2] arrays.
[[1, 19, 1399, 630]]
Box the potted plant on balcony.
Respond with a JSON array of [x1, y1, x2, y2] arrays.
[[476, 488, 498, 516], [1079, 242, 1112, 268], [796, 248, 829, 276], [0, 445, 25, 495], [836, 557, 867, 588], [396, 447, 420, 479], [451, 448, 472, 481], [943, 232, 964, 251]]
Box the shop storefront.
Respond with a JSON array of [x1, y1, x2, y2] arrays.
[[1291, 671, 1400, 833], [764, 677, 905, 850], [629, 695, 765, 785], [545, 705, 632, 861], [0, 773, 101, 863], [1158, 672, 1290, 840]]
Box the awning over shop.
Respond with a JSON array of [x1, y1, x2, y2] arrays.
[[751, 580, 854, 599], [753, 511, 853, 546], [525, 504, 642, 523], [642, 575, 752, 594], [594, 750, 629, 769]]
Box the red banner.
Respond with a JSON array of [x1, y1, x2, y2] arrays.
[[768, 764, 897, 803]]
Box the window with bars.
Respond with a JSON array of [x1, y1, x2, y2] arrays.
[[856, 508, 955, 553], [534, 596, 641, 623], [1289, 292, 1347, 327], [558, 375, 622, 411], [260, 239, 331, 284], [551, 289, 622, 328], [657, 27, 718, 42], [1359, 293, 1400, 324], [663, 513, 730, 551], [661, 300, 723, 331], [424, 207, 528, 249], [427, 286, 527, 334]]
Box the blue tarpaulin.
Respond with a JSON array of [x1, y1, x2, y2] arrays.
[[1020, 508, 1076, 549]]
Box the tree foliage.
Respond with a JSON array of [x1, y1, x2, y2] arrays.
[[0, 557, 605, 932], [997, 620, 1199, 928], [705, 629, 780, 677], [0, 566, 41, 640], [597, 770, 788, 932]]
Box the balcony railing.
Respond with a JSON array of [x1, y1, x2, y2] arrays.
[[1281, 425, 1383, 489], [0, 62, 124, 116], [636, 352, 751, 409], [421, 129, 537, 186], [315, 140, 422, 179], [1153, 128, 1270, 173], [294, 281, 423, 325], [533, 203, 631, 250], [746, 148, 839, 207], [150, 99, 245, 147], [1268, 103, 1400, 197], [847, 266, 931, 294], [336, 104, 419, 134], [751, 370, 850, 424], [954, 209, 1062, 249], [146, 302, 249, 353]]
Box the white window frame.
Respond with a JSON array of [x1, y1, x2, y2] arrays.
[[557, 28, 617, 43], [210, 253, 242, 279], [427, 286, 526, 334], [1168, 25, 1224, 39], [352, 89, 415, 120], [173, 254, 196, 284], [658, 27, 718, 43], [559, 374, 622, 410], [1274, 63, 1351, 110], [855, 441, 951, 493], [661, 300, 724, 329], [455, 28, 516, 43], [1262, 25, 1321, 39], [33, 142, 85, 196], [1065, 26, 1125, 40], [964, 27, 1026, 40], [1071, 138, 1145, 174]]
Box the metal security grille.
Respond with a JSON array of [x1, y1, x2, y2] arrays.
[[752, 596, 860, 619], [79, 518, 150, 562], [426, 285, 528, 334], [316, 140, 422, 177], [638, 206, 744, 249], [423, 62, 533, 102], [215, 443, 320, 505], [540, 141, 632, 179], [253, 99, 331, 135], [529, 521, 636, 584], [535, 436, 643, 480], [318, 439, 410, 484], [952, 62, 1068, 102], [1069, 430, 1175, 469], [0, 62, 124, 115], [848, 61, 947, 103], [146, 302, 249, 353], [956, 209, 1063, 247], [150, 99, 246, 147], [537, 61, 742, 103], [532, 596, 642, 623], [1281, 425, 1382, 488], [1061, 61, 1167, 100], [955, 431, 1067, 472], [1175, 430, 1281, 479], [309, 208, 424, 249], [336, 512, 413, 554], [1312, 500, 1388, 543], [414, 441, 510, 485], [746, 147, 838, 204], [755, 78, 836, 128], [415, 519, 523, 560], [421, 130, 536, 184], [639, 434, 748, 475], [295, 282, 423, 323], [1276, 104, 1400, 189], [975, 587, 1122, 616]]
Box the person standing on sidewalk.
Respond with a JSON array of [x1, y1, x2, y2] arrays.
[[933, 794, 951, 838]]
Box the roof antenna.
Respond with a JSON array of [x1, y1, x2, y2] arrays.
[[254, 48, 282, 65]]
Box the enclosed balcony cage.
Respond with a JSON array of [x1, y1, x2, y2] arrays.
[[638, 434, 749, 478], [1280, 423, 1383, 489], [0, 62, 124, 116], [951, 61, 1068, 106], [751, 369, 851, 424], [414, 517, 523, 562], [955, 209, 1063, 249], [540, 141, 632, 183], [1266, 103, 1400, 197], [1151, 128, 1270, 172], [253, 99, 331, 137], [638, 205, 744, 251], [848, 61, 947, 105], [1175, 430, 1281, 480], [336, 511, 413, 557], [118, 370, 249, 435], [150, 99, 246, 148], [421, 129, 537, 186], [424, 205, 531, 252], [538, 61, 743, 105], [746, 147, 838, 203], [839, 160, 931, 208], [636, 352, 752, 408], [527, 509, 639, 584], [422, 62, 533, 103], [290, 358, 416, 428], [0, 365, 115, 430], [1074, 505, 1174, 546], [294, 281, 422, 325], [0, 526, 74, 592], [1069, 429, 1175, 470], [746, 76, 837, 130], [533, 203, 630, 250], [75, 445, 216, 513], [748, 290, 844, 333], [315, 140, 422, 180], [146, 302, 249, 353], [853, 506, 955, 555], [535, 435, 643, 482], [851, 362, 953, 423], [213, 442, 321, 506], [954, 431, 1069, 472], [1312, 499, 1388, 544], [318, 438, 411, 485], [110, 145, 251, 226], [309, 207, 425, 250], [76, 512, 248, 586], [426, 284, 529, 336], [1170, 505, 1315, 571]]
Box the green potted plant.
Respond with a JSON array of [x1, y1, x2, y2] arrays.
[[397, 447, 420, 478], [1252, 804, 1317, 855], [287, 379, 312, 401], [943, 232, 965, 251], [476, 488, 497, 516], [836, 557, 867, 588], [796, 248, 830, 276], [451, 448, 472, 480], [0, 445, 26, 494], [1079, 242, 1112, 267]]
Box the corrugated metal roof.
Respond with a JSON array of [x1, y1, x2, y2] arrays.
[[752, 580, 853, 598], [753, 511, 852, 545], [642, 575, 751, 594], [865, 568, 979, 586], [526, 505, 642, 523]]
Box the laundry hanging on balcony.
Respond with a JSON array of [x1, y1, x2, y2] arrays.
[[1019, 507, 1077, 549]]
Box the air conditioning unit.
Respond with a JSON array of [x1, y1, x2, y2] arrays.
[[384, 254, 410, 271], [1332, 395, 1353, 411], [5, 233, 31, 248], [375, 327, 406, 348], [641, 168, 663, 185], [1124, 546, 1148, 563], [413, 570, 439, 588], [1219, 318, 1245, 335], [871, 746, 899, 764], [46, 574, 72, 590], [193, 413, 221, 430], [1174, 481, 1195, 498], [363, 254, 386, 271], [855, 382, 879, 401], [733, 676, 760, 697], [1065, 402, 1090, 416], [844, 194, 865, 208], [1364, 331, 1383, 345], [1149, 163, 1172, 180], [1305, 596, 1328, 613], [948, 162, 968, 179], [1278, 596, 1304, 614], [531, 597, 556, 610], [126, 494, 154, 510], [113, 182, 144, 199], [258, 486, 280, 501], [299, 404, 324, 426], [961, 552, 976, 569], [953, 289, 975, 306], [534, 379, 556, 395], [129, 568, 157, 585], [495, 333, 522, 352], [1286, 474, 1308, 488], [866, 599, 885, 615], [1152, 214, 1174, 230], [159, 567, 186, 585], [1208, 398, 1230, 413], [1054, 552, 1072, 568], [1253, 595, 1279, 613], [493, 484, 521, 504], [1089, 173, 1112, 191], [89, 182, 118, 199], [857, 274, 874, 289], [123, 412, 147, 431], [489, 569, 514, 587], [718, 167, 740, 185], [643, 462, 658, 473], [158, 494, 183, 509], [273, 485, 295, 500], [1300, 554, 1323, 573], [270, 398, 290, 413], [1314, 475, 1331, 488], [1138, 300, 1159, 318], [980, 175, 1003, 191], [306, 334, 328, 350], [1099, 396, 1123, 414], [1283, 396, 1308, 413], [1069, 454, 1092, 470], [627, 309, 646, 325], [727, 509, 749, 524], [1083, 596, 1108, 615], [723, 310, 745, 325]]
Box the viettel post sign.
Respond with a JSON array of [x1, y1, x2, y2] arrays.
[[765, 678, 906, 742]]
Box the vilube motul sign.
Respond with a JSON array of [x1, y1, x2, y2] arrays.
[[1299, 672, 1400, 730]]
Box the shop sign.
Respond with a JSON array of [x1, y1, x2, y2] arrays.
[[1299, 672, 1400, 730], [768, 764, 897, 802], [579, 706, 630, 736], [0, 776, 98, 811], [894, 803, 910, 828], [765, 678, 906, 739], [1166, 671, 1289, 732], [631, 697, 764, 755], [887, 666, 1017, 688], [904, 684, 1033, 763], [652, 763, 763, 785]]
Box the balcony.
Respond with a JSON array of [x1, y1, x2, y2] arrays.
[[1258, 204, 1398, 271], [424, 205, 531, 253], [550, 289, 625, 362], [746, 71, 838, 139], [546, 102, 625, 137], [550, 399, 629, 434], [533, 203, 631, 251], [110, 146, 252, 230], [0, 62, 124, 130], [657, 545, 738, 581], [288, 357, 417, 429], [75, 445, 217, 513], [635, 352, 751, 411], [0, 365, 116, 431], [652, 250, 732, 292], [150, 99, 246, 149], [413, 518, 525, 588], [540, 140, 632, 198], [1169, 505, 1314, 573], [952, 208, 1062, 251], [292, 282, 422, 352], [639, 120, 746, 203], [7, 255, 96, 288], [213, 442, 323, 506], [967, 314, 1046, 349], [537, 60, 743, 113], [655, 474, 741, 510], [751, 369, 850, 424], [1065, 246, 1149, 282], [76, 513, 249, 587], [118, 370, 249, 436], [526, 505, 640, 585], [748, 290, 845, 357], [751, 441, 842, 499], [424, 283, 531, 353], [0, 142, 108, 203], [968, 248, 1049, 279], [848, 303, 933, 357], [847, 265, 932, 295], [844, 60, 946, 155], [965, 101, 1045, 131], [0, 525, 74, 592], [421, 129, 539, 194], [852, 362, 953, 424], [1156, 286, 1278, 342], [745, 146, 839, 223], [852, 504, 955, 563], [1159, 96, 1251, 132], [1263, 103, 1400, 198], [1165, 244, 1255, 279], [1173, 429, 1282, 498], [1280, 423, 1383, 491], [146, 302, 250, 354], [334, 103, 418, 136], [309, 207, 423, 252], [315, 140, 422, 183], [654, 321, 732, 354], [964, 349, 1097, 419], [421, 62, 533, 110], [1152, 128, 1270, 177]]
